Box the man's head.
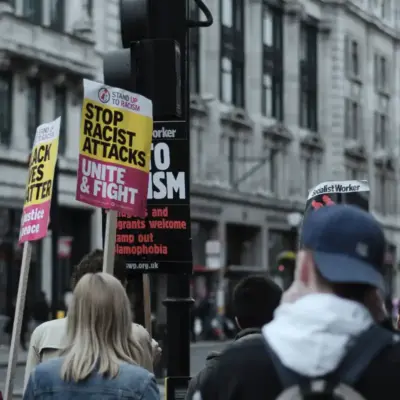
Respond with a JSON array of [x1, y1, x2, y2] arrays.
[[71, 249, 127, 289], [296, 204, 386, 303], [233, 275, 282, 329]]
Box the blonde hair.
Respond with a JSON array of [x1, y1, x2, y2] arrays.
[[60, 272, 145, 382]]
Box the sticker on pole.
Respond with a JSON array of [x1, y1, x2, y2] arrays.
[[19, 118, 61, 244], [76, 79, 153, 217]]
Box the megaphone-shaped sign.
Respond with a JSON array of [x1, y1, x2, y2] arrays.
[[299, 180, 370, 247]]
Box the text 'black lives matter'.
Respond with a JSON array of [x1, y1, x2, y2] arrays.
[[114, 120, 192, 274]]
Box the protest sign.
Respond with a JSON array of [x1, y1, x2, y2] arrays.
[[76, 79, 153, 217], [76, 80, 153, 274], [300, 180, 370, 247], [103, 120, 192, 274], [19, 118, 61, 244], [5, 118, 60, 400]]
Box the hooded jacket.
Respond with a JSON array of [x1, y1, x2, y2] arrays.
[[199, 294, 400, 400], [186, 328, 262, 399]]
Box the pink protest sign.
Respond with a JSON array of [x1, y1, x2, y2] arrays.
[[19, 118, 61, 244], [76, 80, 153, 217]]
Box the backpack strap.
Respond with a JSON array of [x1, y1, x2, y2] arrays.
[[264, 324, 398, 390], [335, 324, 397, 385], [264, 339, 304, 389]]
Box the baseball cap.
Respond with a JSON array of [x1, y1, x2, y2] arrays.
[[301, 204, 386, 291]]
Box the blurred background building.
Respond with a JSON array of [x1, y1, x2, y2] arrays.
[[0, 0, 400, 327]]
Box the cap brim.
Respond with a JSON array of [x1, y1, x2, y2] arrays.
[[313, 251, 385, 292]]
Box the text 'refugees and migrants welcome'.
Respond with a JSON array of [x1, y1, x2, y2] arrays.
[[111, 121, 192, 273], [19, 117, 61, 244], [76, 79, 153, 217]]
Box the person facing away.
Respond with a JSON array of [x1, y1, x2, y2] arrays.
[[186, 275, 282, 398], [199, 205, 400, 400], [24, 250, 158, 390], [23, 272, 159, 400]]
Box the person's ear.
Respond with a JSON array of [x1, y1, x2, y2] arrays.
[[235, 316, 241, 329]]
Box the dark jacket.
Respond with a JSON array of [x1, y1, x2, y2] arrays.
[[199, 330, 400, 400], [186, 328, 261, 399]]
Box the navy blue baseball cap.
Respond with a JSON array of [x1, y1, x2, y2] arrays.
[[301, 204, 386, 291]]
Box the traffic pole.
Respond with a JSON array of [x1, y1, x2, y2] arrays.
[[50, 160, 60, 318], [103, 0, 213, 389]]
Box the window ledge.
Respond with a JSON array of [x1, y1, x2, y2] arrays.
[[220, 107, 253, 131], [190, 94, 208, 116], [263, 122, 293, 142], [344, 139, 366, 159], [284, 0, 306, 20], [299, 130, 324, 150], [373, 149, 395, 167]]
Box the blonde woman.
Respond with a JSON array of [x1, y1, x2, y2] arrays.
[[23, 273, 160, 400]]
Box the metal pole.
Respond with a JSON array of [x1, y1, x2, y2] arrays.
[[161, 0, 193, 378], [51, 161, 60, 318]]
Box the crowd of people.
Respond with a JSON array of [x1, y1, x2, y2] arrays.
[[1, 204, 399, 399]]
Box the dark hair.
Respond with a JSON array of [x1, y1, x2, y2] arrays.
[[71, 249, 126, 289], [233, 275, 282, 329], [314, 267, 372, 303]]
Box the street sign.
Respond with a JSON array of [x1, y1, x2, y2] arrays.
[[110, 120, 192, 273]]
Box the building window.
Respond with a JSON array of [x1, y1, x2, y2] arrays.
[[269, 147, 279, 194], [344, 82, 362, 140], [301, 146, 321, 196], [374, 95, 389, 149], [190, 120, 205, 182], [27, 79, 41, 148], [50, 0, 64, 31], [345, 36, 360, 79], [228, 136, 236, 184], [86, 0, 93, 17], [374, 165, 396, 215], [345, 158, 367, 181], [379, 0, 390, 19], [374, 54, 388, 92], [304, 156, 312, 195], [262, 4, 283, 120], [0, 72, 12, 147], [189, 1, 200, 93], [299, 21, 318, 131], [220, 0, 245, 108], [55, 86, 67, 154], [23, 0, 42, 24]]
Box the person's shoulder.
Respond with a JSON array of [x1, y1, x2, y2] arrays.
[[131, 322, 150, 340], [118, 363, 156, 392], [211, 335, 270, 379], [119, 362, 153, 378], [30, 318, 66, 347], [366, 337, 400, 373], [200, 336, 279, 400], [357, 336, 400, 397], [32, 357, 64, 384]]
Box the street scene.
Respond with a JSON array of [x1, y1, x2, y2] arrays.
[[1, 0, 400, 399]]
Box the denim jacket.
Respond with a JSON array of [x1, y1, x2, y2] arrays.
[[23, 357, 160, 400]]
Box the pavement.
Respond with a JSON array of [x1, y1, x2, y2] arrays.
[[0, 341, 228, 399]]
